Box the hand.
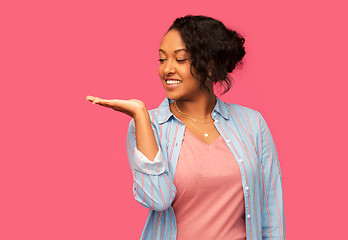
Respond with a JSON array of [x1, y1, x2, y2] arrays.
[[86, 95, 146, 118]]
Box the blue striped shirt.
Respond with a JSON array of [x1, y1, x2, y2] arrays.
[[126, 95, 286, 240]]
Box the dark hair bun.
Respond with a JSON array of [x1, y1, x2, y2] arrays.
[[226, 30, 246, 72], [168, 15, 246, 94]]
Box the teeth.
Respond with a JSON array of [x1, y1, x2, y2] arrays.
[[166, 80, 182, 85]]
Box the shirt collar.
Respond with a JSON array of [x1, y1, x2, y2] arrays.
[[157, 95, 229, 125]]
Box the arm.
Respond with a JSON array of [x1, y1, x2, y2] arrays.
[[133, 107, 160, 162], [85, 96, 176, 210], [258, 112, 286, 240], [126, 109, 177, 211]]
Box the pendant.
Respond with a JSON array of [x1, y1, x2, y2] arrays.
[[204, 133, 208, 137]]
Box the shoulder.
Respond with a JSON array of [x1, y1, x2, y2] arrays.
[[223, 103, 264, 151], [223, 102, 262, 124], [147, 108, 162, 126]]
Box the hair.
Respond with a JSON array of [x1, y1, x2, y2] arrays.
[[167, 15, 246, 95]]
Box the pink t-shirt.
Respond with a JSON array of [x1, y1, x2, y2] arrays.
[[172, 128, 246, 240]]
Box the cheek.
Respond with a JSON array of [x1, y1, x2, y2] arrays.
[[158, 66, 163, 77], [182, 66, 197, 82], [179, 64, 192, 78]]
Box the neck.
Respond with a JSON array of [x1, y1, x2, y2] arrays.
[[175, 93, 217, 117]]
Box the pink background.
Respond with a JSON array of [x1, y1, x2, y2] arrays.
[[1, 0, 347, 239]]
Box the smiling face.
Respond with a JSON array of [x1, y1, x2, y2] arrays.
[[158, 29, 205, 100]]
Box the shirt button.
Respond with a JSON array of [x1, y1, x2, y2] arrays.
[[245, 186, 249, 190], [239, 159, 243, 163], [247, 214, 251, 219], [215, 119, 219, 123], [226, 139, 231, 143], [213, 112, 216, 116]]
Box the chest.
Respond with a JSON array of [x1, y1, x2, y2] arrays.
[[159, 117, 261, 181], [169, 103, 221, 145]]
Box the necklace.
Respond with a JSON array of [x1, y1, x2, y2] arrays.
[[184, 116, 216, 137], [181, 114, 214, 124], [174, 101, 212, 118], [174, 101, 214, 124], [174, 100, 215, 137]]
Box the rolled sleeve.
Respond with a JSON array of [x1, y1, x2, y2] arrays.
[[126, 118, 176, 211], [133, 145, 169, 175]]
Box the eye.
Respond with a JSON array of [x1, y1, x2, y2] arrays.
[[158, 59, 166, 63], [177, 59, 187, 63]]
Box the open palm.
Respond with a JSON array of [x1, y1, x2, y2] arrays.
[[86, 95, 146, 118]]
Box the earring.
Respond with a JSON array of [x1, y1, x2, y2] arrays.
[[207, 71, 213, 81]]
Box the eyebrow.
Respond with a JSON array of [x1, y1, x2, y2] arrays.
[[159, 48, 189, 53]]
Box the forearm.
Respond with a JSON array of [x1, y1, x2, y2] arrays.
[[127, 111, 177, 211], [133, 106, 159, 162]]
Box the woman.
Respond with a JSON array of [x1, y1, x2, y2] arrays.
[[86, 15, 286, 240]]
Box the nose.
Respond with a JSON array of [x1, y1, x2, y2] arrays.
[[163, 59, 175, 76]]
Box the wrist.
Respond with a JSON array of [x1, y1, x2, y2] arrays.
[[133, 106, 149, 122]]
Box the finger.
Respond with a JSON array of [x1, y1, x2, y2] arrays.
[[86, 96, 106, 105], [93, 97, 104, 104], [94, 98, 116, 108], [86, 96, 98, 103], [97, 99, 128, 112]]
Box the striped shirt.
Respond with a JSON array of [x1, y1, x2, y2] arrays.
[[126, 95, 286, 240]]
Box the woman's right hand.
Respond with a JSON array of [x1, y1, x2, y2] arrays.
[[85, 95, 146, 118]]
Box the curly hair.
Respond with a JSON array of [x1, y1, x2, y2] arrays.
[[167, 15, 246, 95]]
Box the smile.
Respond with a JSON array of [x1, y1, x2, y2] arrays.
[[166, 80, 182, 85], [165, 80, 182, 90]]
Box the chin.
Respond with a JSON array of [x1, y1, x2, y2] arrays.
[[165, 91, 182, 101]]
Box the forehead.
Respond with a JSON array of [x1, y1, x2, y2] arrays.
[[159, 29, 187, 53]]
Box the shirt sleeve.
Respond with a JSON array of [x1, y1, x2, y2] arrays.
[[126, 118, 177, 211], [257, 112, 286, 240]]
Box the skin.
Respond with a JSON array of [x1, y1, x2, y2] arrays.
[[85, 28, 221, 148], [158, 29, 221, 144], [158, 29, 215, 115]]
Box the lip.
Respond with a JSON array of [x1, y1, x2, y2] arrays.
[[165, 77, 181, 81], [164, 78, 182, 90]]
